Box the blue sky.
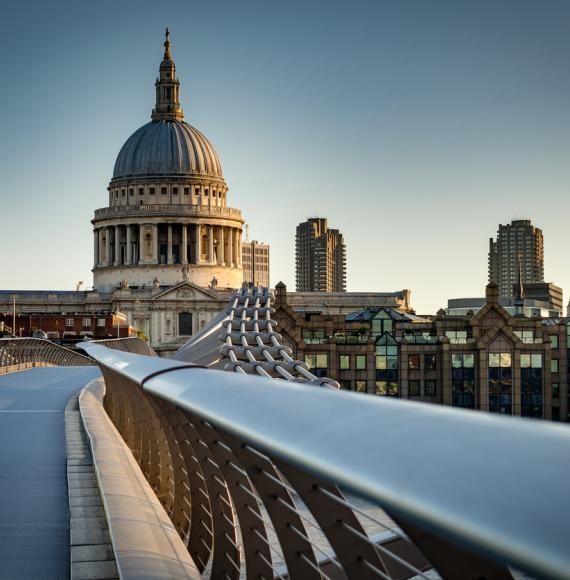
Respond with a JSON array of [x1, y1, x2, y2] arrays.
[[0, 0, 569, 313]]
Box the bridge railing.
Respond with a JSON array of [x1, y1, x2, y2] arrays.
[[0, 338, 96, 367], [81, 341, 570, 580], [89, 336, 157, 356]]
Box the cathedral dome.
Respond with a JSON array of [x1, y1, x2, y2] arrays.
[[112, 120, 223, 181]]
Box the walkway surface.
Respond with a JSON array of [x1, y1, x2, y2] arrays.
[[0, 366, 101, 579]]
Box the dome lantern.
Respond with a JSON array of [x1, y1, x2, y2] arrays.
[[152, 28, 184, 122]]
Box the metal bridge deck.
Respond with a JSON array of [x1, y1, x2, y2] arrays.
[[0, 367, 100, 579]]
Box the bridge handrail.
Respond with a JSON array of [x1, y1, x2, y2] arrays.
[[0, 338, 96, 367], [82, 341, 570, 580], [89, 336, 157, 356]]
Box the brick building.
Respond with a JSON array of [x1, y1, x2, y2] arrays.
[[0, 301, 136, 346], [274, 282, 568, 421]]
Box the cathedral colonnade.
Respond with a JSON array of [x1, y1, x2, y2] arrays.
[[94, 223, 242, 269]]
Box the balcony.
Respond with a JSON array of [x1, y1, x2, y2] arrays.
[[94, 204, 243, 220]]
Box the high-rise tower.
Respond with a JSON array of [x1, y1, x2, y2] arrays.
[[295, 218, 346, 292], [488, 220, 544, 299]]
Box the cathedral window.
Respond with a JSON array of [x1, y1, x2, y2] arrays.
[[121, 189, 125, 197], [179, 312, 193, 335], [138, 188, 144, 195], [150, 187, 155, 195], [173, 187, 178, 195], [184, 187, 189, 195], [161, 187, 167, 195], [129, 189, 133, 196]]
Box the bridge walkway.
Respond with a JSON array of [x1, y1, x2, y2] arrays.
[[0, 366, 101, 579]]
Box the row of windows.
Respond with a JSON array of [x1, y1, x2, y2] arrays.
[[408, 354, 437, 370], [65, 318, 106, 327], [409, 380, 437, 396], [112, 186, 224, 198], [308, 350, 556, 373], [339, 354, 367, 370]]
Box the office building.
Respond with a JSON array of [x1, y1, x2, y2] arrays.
[[242, 241, 270, 287], [488, 220, 544, 298], [274, 282, 568, 422], [295, 218, 346, 292]]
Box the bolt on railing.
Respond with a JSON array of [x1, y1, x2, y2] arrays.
[[81, 341, 570, 580]]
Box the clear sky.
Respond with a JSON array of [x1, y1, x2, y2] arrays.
[[0, 0, 569, 314]]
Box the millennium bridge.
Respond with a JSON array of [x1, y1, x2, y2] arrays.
[[0, 287, 569, 580]]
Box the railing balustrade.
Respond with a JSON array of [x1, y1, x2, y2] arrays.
[[94, 204, 242, 219], [81, 341, 570, 580], [0, 338, 96, 367]]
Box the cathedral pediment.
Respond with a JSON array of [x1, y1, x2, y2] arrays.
[[152, 281, 222, 302]]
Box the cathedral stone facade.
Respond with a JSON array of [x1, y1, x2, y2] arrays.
[[93, 30, 244, 292], [0, 32, 240, 354], [91, 30, 242, 351]]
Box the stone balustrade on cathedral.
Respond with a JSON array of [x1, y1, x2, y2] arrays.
[[93, 204, 242, 219]]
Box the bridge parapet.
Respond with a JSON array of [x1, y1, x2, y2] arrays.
[[81, 341, 570, 580], [0, 338, 95, 367], [90, 336, 157, 357]]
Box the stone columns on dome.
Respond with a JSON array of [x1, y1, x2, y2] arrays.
[[230, 228, 237, 267], [139, 226, 145, 264], [114, 225, 121, 266], [195, 224, 201, 264], [151, 224, 158, 263], [93, 229, 99, 269], [126, 225, 132, 265], [227, 227, 234, 267], [182, 224, 188, 264], [105, 227, 111, 266], [208, 225, 214, 264], [219, 226, 225, 265], [167, 224, 173, 264]]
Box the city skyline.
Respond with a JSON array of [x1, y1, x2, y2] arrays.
[[1, 1, 570, 314]]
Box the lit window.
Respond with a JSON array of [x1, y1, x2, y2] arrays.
[[82, 318, 91, 327], [355, 381, 366, 393], [514, 330, 534, 343], [446, 330, 468, 344], [356, 355, 366, 370], [65, 318, 74, 327], [408, 354, 420, 370], [339, 355, 350, 370], [375, 381, 398, 396], [551, 359, 559, 373], [550, 334, 559, 349], [97, 318, 106, 327]]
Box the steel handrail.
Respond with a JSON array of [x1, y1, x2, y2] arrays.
[[0, 338, 95, 367], [81, 342, 570, 579]]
